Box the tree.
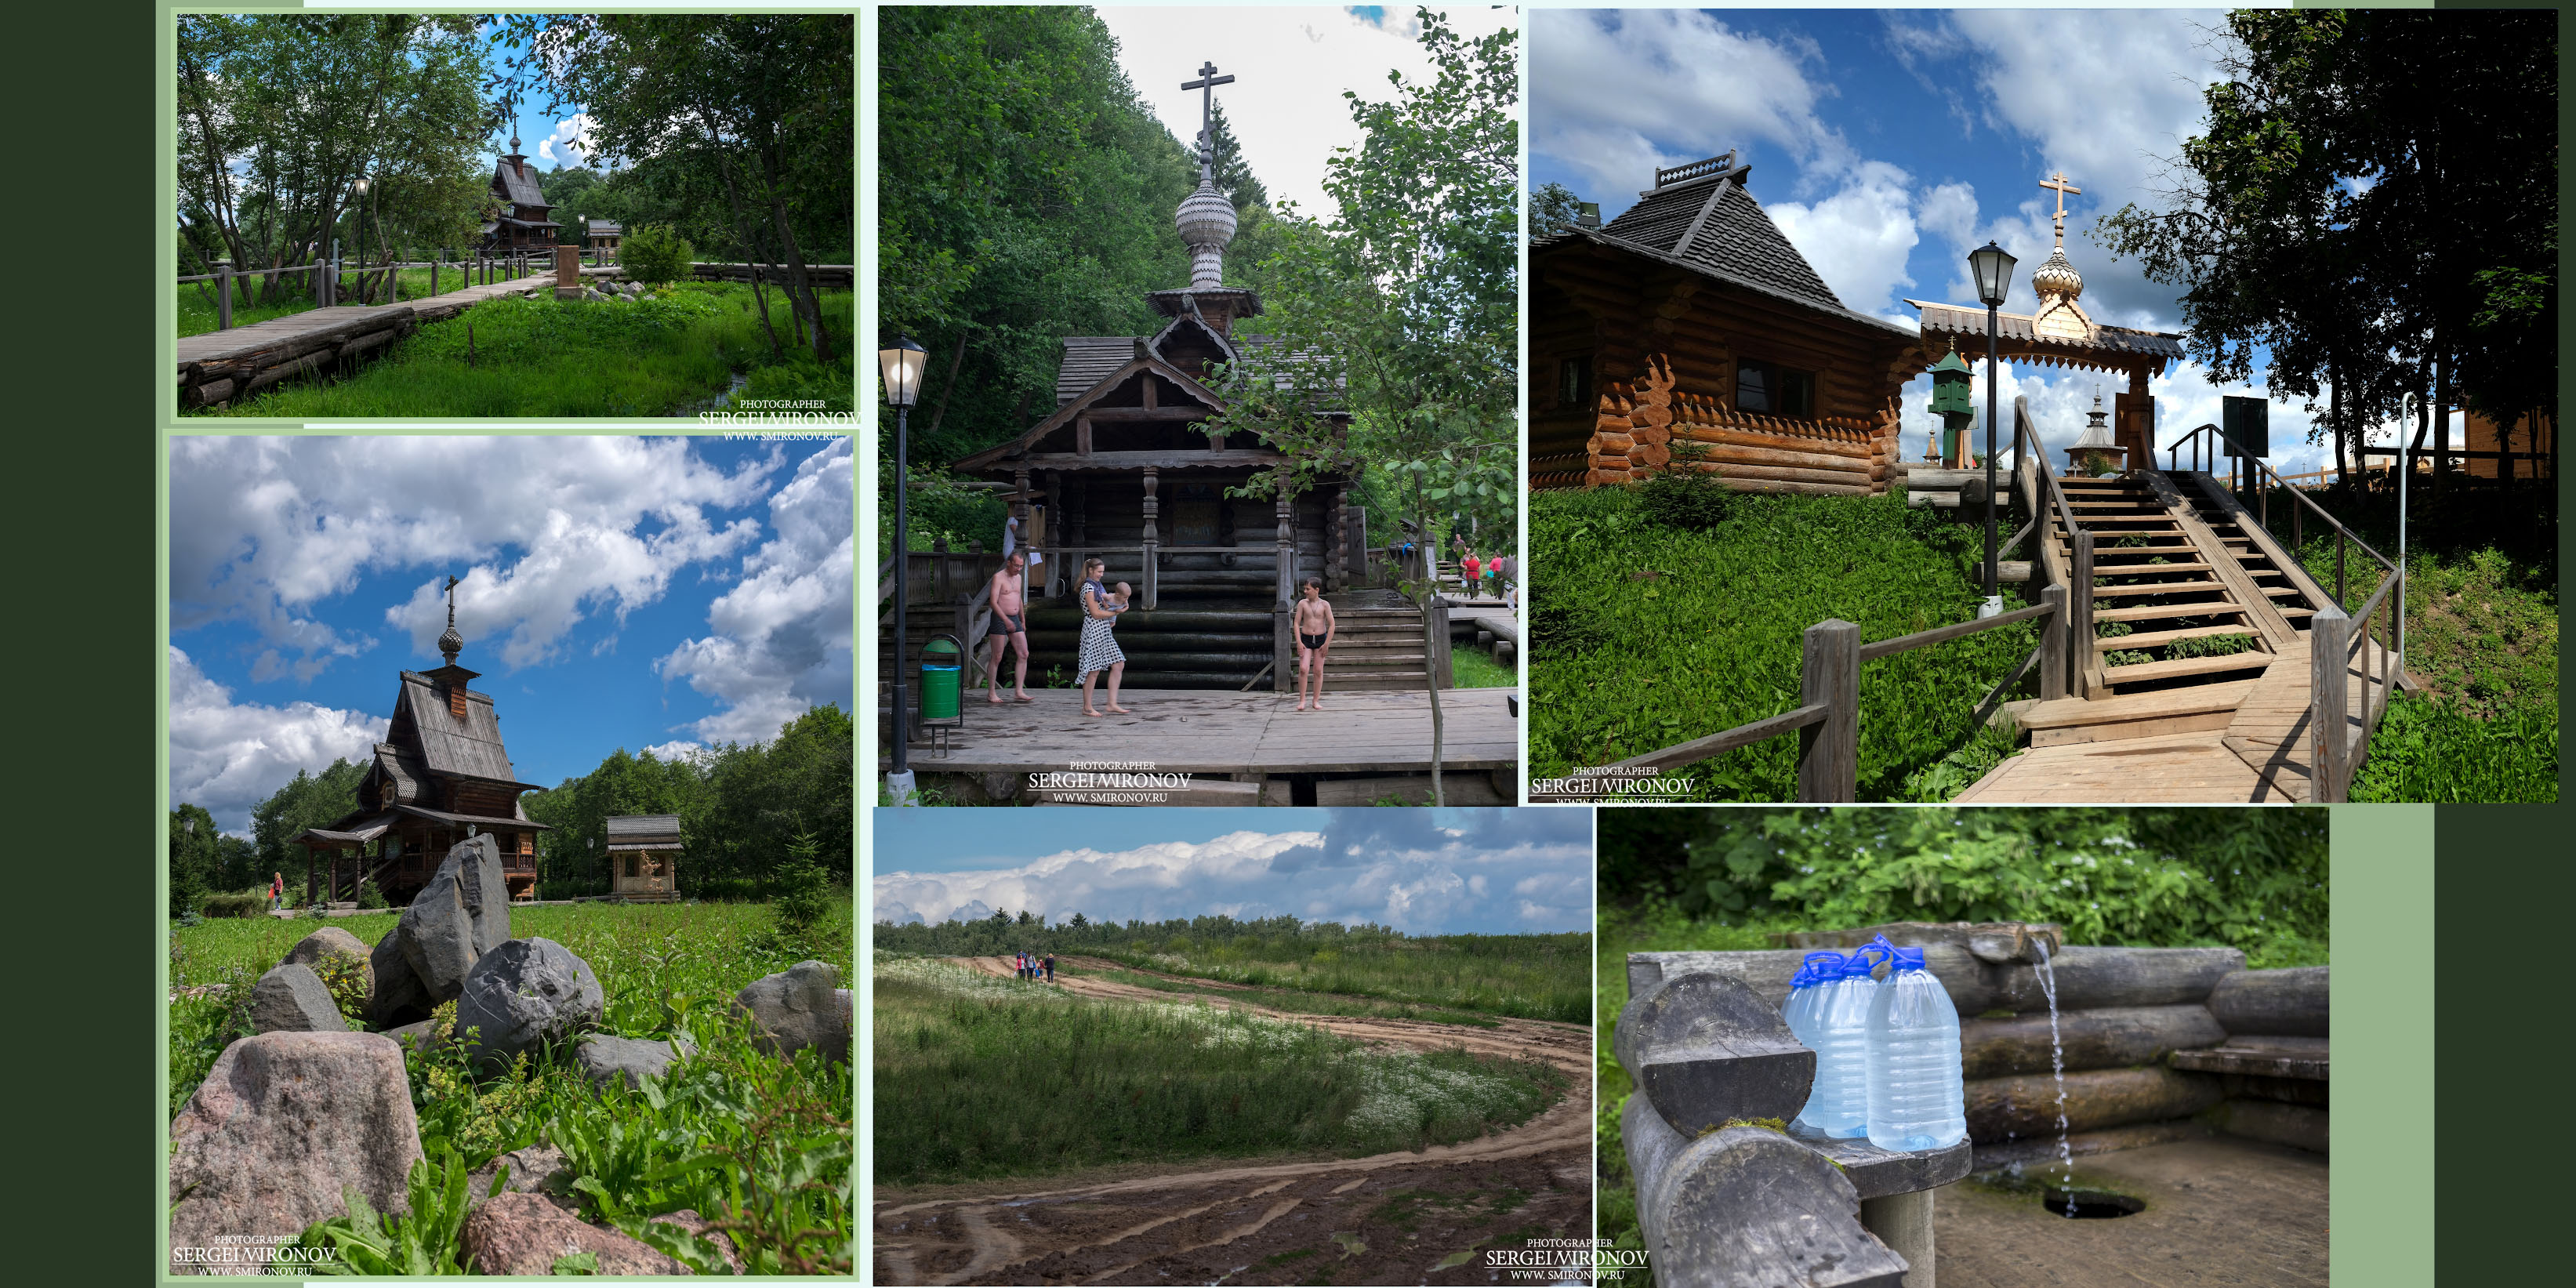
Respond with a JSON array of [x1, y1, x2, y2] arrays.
[[247, 760, 366, 896], [1206, 9, 1520, 804], [1529, 182, 1583, 237], [169, 804, 219, 917]]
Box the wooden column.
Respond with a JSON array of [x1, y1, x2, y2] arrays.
[[1140, 466, 1159, 610], [2039, 583, 2069, 701], [2309, 605, 2351, 803], [1796, 619, 1859, 802], [1328, 488, 1347, 593], [1274, 491, 1297, 606], [2070, 529, 2097, 698], [1041, 470, 1063, 597]]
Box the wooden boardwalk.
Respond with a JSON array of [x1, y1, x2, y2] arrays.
[[176, 271, 567, 408], [884, 687, 1517, 804]]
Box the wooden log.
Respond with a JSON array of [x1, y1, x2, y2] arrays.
[[1615, 971, 1816, 1135], [1594, 430, 1636, 455], [2209, 1099, 2327, 1154], [2208, 966, 2328, 1038], [1675, 423, 1878, 457], [1957, 1004, 2225, 1079], [1700, 461, 1879, 488], [1632, 945, 2246, 1018], [1780, 922, 2065, 966], [1624, 1106, 1910, 1288], [1963, 1066, 2222, 1141], [1671, 441, 1879, 473]]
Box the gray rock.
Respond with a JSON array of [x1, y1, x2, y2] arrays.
[[281, 926, 372, 999], [168, 1032, 423, 1275], [461, 1192, 682, 1276], [733, 960, 849, 1064], [379, 1017, 451, 1058], [396, 835, 513, 1002], [455, 938, 603, 1070], [575, 1033, 698, 1089], [250, 963, 347, 1034], [465, 1144, 575, 1212], [368, 930, 430, 1028]]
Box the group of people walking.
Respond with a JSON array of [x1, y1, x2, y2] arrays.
[[1014, 950, 1056, 983], [1453, 536, 1515, 606]]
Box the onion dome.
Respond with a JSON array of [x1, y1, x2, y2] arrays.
[[2071, 390, 2116, 449], [1175, 179, 1239, 289], [438, 622, 465, 665], [2031, 245, 2083, 300]]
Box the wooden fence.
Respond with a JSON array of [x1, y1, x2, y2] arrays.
[[182, 256, 853, 331]]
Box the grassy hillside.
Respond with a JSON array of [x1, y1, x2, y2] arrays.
[[1529, 484, 2030, 800]]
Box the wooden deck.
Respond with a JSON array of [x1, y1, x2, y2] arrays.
[[175, 273, 560, 368], [883, 687, 1517, 802]]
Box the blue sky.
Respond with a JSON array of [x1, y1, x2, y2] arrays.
[[483, 18, 601, 175], [873, 808, 1595, 935], [1531, 9, 2397, 477], [169, 436, 853, 834]]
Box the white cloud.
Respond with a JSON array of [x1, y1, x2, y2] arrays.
[[655, 437, 854, 746], [169, 437, 777, 682], [643, 740, 712, 764], [1896, 357, 2329, 480], [536, 113, 601, 169], [874, 813, 1595, 935], [1769, 160, 1921, 314], [169, 647, 387, 835], [1532, 9, 1849, 215]]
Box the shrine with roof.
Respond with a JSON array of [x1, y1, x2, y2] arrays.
[[292, 576, 549, 906], [480, 132, 561, 252]]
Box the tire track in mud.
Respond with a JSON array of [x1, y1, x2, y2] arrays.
[[874, 956, 1594, 1286]]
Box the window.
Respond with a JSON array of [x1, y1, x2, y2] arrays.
[[1734, 357, 1816, 419], [1558, 357, 1594, 410], [624, 853, 639, 880]]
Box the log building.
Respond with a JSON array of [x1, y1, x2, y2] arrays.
[[293, 578, 546, 905], [479, 133, 561, 252], [1529, 151, 1925, 495], [604, 815, 681, 903]]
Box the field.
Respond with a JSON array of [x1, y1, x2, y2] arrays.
[[183, 282, 855, 418], [169, 899, 855, 1274], [871, 931, 1595, 1286], [1451, 641, 1518, 688], [1529, 484, 2031, 800]]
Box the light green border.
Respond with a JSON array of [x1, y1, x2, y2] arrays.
[[2329, 802, 2434, 1286]]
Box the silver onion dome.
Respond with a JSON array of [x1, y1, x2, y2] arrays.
[[1175, 180, 1238, 289]]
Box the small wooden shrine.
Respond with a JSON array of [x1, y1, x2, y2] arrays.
[[293, 575, 548, 905], [949, 61, 1358, 691], [479, 133, 561, 252], [604, 815, 681, 902], [1529, 151, 1925, 494], [586, 220, 622, 261], [1906, 172, 2186, 469]]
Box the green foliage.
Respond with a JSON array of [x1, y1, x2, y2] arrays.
[[169, 804, 218, 919], [1529, 486, 2034, 798], [199, 892, 266, 919], [311, 953, 372, 1027], [1529, 181, 1584, 237], [1599, 807, 2331, 956], [619, 223, 694, 286], [1633, 460, 1732, 533], [1449, 644, 1516, 689], [356, 879, 388, 911], [2349, 693, 2557, 803], [288, 1148, 477, 1275], [2164, 631, 2255, 660], [249, 760, 365, 898], [875, 956, 1563, 1186]]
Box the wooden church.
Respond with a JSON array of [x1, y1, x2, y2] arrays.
[[948, 66, 1366, 691], [294, 577, 548, 906], [480, 132, 561, 252], [1529, 151, 1925, 494]]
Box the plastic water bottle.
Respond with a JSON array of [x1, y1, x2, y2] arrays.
[[1780, 951, 1845, 1047], [1797, 948, 1885, 1138], [1866, 946, 1968, 1152]]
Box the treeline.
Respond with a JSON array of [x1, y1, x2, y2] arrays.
[[168, 704, 852, 912], [872, 910, 1564, 960]]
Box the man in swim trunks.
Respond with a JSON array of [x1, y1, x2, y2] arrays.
[[985, 552, 1033, 704], [1293, 577, 1335, 711]]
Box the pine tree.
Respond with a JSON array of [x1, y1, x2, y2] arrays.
[[1204, 100, 1267, 211]]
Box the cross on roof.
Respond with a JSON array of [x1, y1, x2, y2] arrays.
[[2040, 170, 2081, 243], [1181, 60, 1235, 181]]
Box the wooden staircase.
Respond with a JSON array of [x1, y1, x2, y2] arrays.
[[1318, 602, 1437, 692]]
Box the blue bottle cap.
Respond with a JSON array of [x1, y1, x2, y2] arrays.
[[1892, 946, 1928, 971]]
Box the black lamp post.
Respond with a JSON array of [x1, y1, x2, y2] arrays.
[[354, 176, 371, 304], [879, 336, 928, 788], [1968, 240, 2018, 603]]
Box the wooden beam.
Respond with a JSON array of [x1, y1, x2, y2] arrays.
[[997, 449, 1285, 470], [1079, 406, 1207, 421]]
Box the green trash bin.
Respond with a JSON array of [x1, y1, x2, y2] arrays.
[[919, 635, 963, 722]]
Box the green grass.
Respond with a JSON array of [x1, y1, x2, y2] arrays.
[[1078, 961, 1501, 1027], [2349, 693, 2557, 802], [178, 264, 505, 338], [170, 898, 854, 1274], [1450, 642, 1518, 688], [186, 283, 854, 418], [873, 956, 1566, 1186], [1530, 484, 2034, 800], [1073, 932, 1590, 1024]]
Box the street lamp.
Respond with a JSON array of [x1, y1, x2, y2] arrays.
[[1967, 240, 2018, 608], [354, 176, 371, 304], [879, 335, 929, 800]]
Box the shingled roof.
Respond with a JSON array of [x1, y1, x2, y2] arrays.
[[606, 814, 683, 851], [493, 156, 546, 207], [1910, 299, 2186, 365], [396, 672, 538, 787]]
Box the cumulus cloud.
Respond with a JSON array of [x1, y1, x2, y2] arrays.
[[536, 114, 601, 169], [169, 437, 777, 682], [655, 437, 854, 745], [1769, 160, 1921, 314], [1896, 357, 2329, 480], [170, 647, 386, 834], [875, 813, 1594, 934], [1533, 9, 1850, 214]]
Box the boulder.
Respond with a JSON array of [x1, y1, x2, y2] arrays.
[[249, 963, 347, 1034], [281, 926, 372, 998], [459, 1192, 682, 1276], [367, 931, 432, 1029], [465, 1144, 575, 1214], [396, 836, 513, 1003], [655, 1209, 745, 1274], [168, 1032, 423, 1275], [734, 960, 849, 1064], [380, 1017, 452, 1058], [575, 1033, 698, 1089], [455, 938, 604, 1070]]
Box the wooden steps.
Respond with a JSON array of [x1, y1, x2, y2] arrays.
[[2095, 561, 2218, 578], [1954, 730, 2300, 803], [2102, 651, 2274, 687], [2093, 624, 2260, 652], [2090, 582, 2234, 599], [2012, 680, 2258, 749], [2090, 601, 2252, 624]]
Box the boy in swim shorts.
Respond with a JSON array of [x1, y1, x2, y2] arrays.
[[1292, 578, 1335, 711]]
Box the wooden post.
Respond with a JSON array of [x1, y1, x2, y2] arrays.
[[2334, 530, 2346, 607], [1275, 491, 1296, 606], [214, 259, 233, 331], [2040, 583, 2069, 701], [1140, 466, 1160, 610], [2291, 485, 2302, 550], [430, 258, 438, 298], [2070, 529, 2096, 697], [1796, 619, 1860, 802], [1042, 470, 1063, 597], [2309, 605, 2351, 802], [1429, 597, 1455, 688]]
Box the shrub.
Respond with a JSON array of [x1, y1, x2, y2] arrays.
[[620, 224, 695, 286], [1634, 454, 1731, 532], [357, 880, 388, 910], [201, 891, 266, 919]]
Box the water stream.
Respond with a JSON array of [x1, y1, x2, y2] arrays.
[[2032, 938, 2077, 1217]]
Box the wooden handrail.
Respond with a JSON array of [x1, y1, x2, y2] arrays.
[[1607, 704, 1830, 774], [2168, 423, 2396, 571], [1858, 599, 2057, 662]]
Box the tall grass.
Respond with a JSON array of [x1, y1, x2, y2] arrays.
[[1079, 933, 1590, 1024], [187, 283, 854, 418], [873, 956, 1564, 1186], [178, 265, 489, 338]]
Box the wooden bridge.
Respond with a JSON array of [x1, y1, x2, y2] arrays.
[[176, 269, 565, 408]]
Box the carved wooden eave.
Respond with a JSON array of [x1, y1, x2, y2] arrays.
[[1905, 298, 2184, 380], [952, 350, 1233, 473]]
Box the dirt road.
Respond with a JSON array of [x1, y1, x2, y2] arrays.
[[873, 956, 1594, 1286]]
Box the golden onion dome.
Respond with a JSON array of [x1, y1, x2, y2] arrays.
[[2031, 245, 2083, 299]]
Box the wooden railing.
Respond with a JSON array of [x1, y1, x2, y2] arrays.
[[2165, 422, 2402, 802], [2010, 396, 2099, 695]]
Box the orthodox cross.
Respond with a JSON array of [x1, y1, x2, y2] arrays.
[[1181, 60, 1235, 181], [444, 573, 463, 626], [2039, 170, 2081, 244]]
